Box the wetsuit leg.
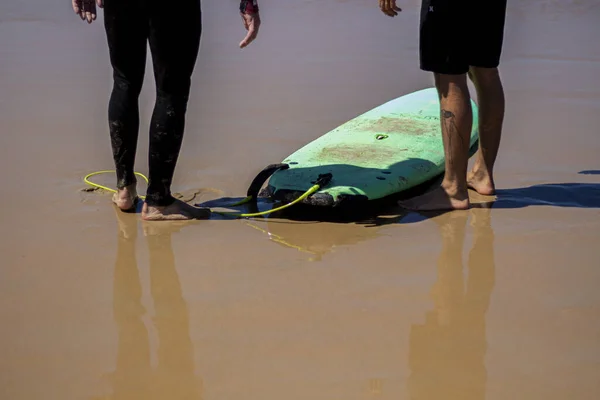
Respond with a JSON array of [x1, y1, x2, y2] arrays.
[[144, 0, 202, 207], [103, 0, 149, 190]]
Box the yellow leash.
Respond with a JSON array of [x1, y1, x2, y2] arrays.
[[83, 169, 328, 219], [214, 183, 321, 218], [84, 170, 149, 200]]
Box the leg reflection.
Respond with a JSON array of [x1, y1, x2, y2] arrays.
[[145, 223, 201, 399], [111, 211, 152, 400], [105, 210, 201, 400], [408, 208, 495, 400]]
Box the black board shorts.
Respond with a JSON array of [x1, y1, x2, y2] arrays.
[[419, 0, 508, 75]]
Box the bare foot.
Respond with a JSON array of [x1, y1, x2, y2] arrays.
[[112, 184, 138, 211], [398, 185, 470, 211], [467, 169, 496, 195], [142, 198, 211, 221]]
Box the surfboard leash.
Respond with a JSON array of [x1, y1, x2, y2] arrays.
[[82, 165, 333, 219], [215, 170, 332, 218]]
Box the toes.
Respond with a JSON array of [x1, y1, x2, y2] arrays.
[[184, 204, 211, 219], [141, 201, 211, 221]]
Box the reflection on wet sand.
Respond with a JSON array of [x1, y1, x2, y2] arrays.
[[408, 209, 495, 400], [246, 219, 385, 261], [98, 211, 201, 400]]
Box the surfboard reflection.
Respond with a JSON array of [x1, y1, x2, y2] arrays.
[[246, 218, 387, 261], [408, 208, 496, 400], [95, 210, 201, 400]]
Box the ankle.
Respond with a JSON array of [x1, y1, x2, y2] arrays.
[[470, 165, 494, 181], [441, 179, 469, 198], [119, 183, 137, 192], [473, 155, 495, 174]]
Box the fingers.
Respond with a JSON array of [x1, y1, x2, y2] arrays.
[[96, 0, 104, 8], [239, 26, 257, 48], [239, 13, 260, 48], [86, 11, 96, 23], [380, 0, 402, 17], [85, 0, 97, 23], [73, 0, 97, 23], [72, 0, 81, 14]]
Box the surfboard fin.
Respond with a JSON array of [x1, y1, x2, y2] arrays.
[[246, 163, 290, 200]]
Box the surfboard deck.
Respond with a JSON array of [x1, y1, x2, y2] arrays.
[[263, 87, 479, 207]]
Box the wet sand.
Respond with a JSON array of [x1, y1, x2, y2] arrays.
[[1, 0, 600, 399]]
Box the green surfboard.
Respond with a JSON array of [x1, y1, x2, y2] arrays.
[[264, 87, 479, 207]]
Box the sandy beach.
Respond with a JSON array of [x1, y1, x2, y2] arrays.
[[1, 0, 599, 399]]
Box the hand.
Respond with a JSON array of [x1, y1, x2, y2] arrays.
[[239, 12, 261, 48], [72, 0, 103, 24], [239, 0, 261, 48], [379, 0, 402, 17]]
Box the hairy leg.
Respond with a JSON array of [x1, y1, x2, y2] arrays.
[[467, 67, 505, 195], [399, 73, 473, 211]]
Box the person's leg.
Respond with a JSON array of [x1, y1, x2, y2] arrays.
[[400, 75, 473, 211], [103, 0, 148, 211], [467, 67, 505, 195], [467, 0, 508, 195], [142, 0, 209, 221], [399, 0, 472, 211]]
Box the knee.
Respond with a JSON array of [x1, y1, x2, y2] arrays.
[[434, 73, 469, 98], [155, 88, 191, 118], [468, 67, 501, 87], [156, 74, 192, 101], [113, 75, 143, 99], [154, 84, 192, 120], [155, 91, 191, 117]]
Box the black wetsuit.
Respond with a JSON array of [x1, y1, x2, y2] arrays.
[[103, 0, 202, 206]]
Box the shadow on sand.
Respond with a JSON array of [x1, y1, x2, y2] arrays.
[[198, 167, 600, 226], [489, 182, 600, 209], [198, 156, 444, 215], [224, 174, 599, 261]]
